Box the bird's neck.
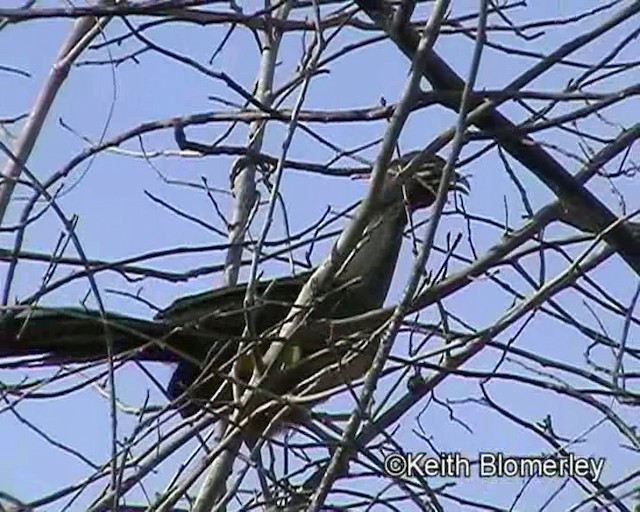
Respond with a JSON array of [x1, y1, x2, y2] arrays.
[[336, 204, 407, 303]]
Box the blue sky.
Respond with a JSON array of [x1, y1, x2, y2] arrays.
[[1, 1, 639, 510]]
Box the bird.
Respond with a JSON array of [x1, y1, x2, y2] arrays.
[[0, 151, 468, 441]]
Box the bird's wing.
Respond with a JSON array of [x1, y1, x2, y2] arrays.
[[155, 271, 315, 335]]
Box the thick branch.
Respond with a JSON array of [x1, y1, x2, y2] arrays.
[[353, 0, 640, 275]]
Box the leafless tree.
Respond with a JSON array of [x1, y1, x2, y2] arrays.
[[1, 1, 639, 511]]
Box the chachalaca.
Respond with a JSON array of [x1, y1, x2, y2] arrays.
[[0, 151, 468, 440]]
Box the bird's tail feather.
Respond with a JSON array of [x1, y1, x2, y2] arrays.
[[0, 307, 208, 364]]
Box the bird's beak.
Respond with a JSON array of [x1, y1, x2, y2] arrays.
[[452, 173, 470, 196]]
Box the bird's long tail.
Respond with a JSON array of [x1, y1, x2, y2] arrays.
[[0, 307, 201, 365]]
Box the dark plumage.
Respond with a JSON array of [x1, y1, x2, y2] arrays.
[[0, 151, 467, 440]]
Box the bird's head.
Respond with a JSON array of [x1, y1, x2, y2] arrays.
[[354, 151, 469, 212], [385, 150, 469, 211]]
